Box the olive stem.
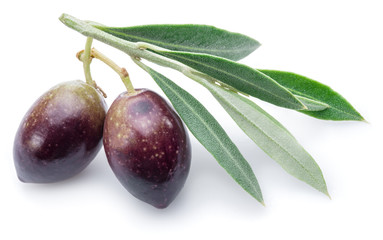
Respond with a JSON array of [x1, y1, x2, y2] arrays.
[[82, 37, 95, 87], [90, 48, 136, 95], [60, 14, 248, 97], [60, 14, 189, 72], [60, 14, 243, 94]]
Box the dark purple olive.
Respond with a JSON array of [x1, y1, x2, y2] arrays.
[[103, 89, 191, 208], [13, 80, 107, 183]]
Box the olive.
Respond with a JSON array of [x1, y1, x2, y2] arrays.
[[13, 80, 107, 183], [103, 89, 191, 208]]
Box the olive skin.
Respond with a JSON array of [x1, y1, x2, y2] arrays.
[[13, 80, 107, 183], [103, 89, 191, 208]]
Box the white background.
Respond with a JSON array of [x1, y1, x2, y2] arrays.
[[1, 0, 382, 239]]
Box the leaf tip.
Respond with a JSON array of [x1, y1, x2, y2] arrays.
[[301, 104, 309, 111], [319, 185, 331, 199], [324, 189, 331, 199]]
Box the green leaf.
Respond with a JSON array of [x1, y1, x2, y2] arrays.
[[199, 79, 329, 196], [156, 50, 306, 110], [94, 24, 259, 61], [259, 70, 364, 121], [135, 61, 264, 204]]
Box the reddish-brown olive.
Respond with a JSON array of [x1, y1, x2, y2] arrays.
[[103, 89, 191, 208], [13, 80, 107, 183]]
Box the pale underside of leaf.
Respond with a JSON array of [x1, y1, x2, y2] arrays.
[[135, 61, 264, 204], [198, 79, 329, 196]]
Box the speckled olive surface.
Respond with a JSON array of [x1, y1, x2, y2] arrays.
[[103, 89, 191, 208], [13, 80, 107, 183]]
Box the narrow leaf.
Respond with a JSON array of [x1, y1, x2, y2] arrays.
[[199, 79, 329, 196], [259, 70, 364, 121], [157, 50, 306, 110], [135, 61, 264, 204], [94, 24, 260, 61]]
